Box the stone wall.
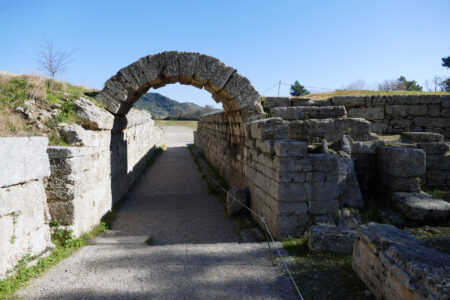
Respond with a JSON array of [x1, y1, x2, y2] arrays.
[[46, 107, 162, 236], [325, 95, 450, 138], [0, 137, 53, 279], [195, 113, 363, 238]]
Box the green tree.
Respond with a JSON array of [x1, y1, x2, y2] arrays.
[[290, 81, 310, 96], [442, 56, 450, 91], [442, 56, 450, 68], [395, 76, 423, 91]]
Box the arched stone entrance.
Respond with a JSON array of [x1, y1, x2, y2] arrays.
[[96, 51, 264, 121]]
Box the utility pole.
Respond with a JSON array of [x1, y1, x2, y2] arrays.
[[277, 80, 281, 97]]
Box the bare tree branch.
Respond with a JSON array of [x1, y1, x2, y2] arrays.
[[34, 38, 75, 80]]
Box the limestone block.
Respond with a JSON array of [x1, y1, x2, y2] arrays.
[[271, 106, 346, 120], [347, 106, 384, 120], [178, 52, 199, 84], [273, 140, 307, 157], [278, 213, 311, 236], [273, 182, 309, 202], [378, 146, 426, 178], [308, 182, 339, 202], [337, 157, 363, 208], [288, 118, 372, 142], [308, 199, 339, 214], [381, 175, 421, 193], [352, 224, 450, 300], [138, 54, 164, 86], [414, 117, 448, 128], [416, 142, 449, 155], [60, 124, 111, 147], [0, 137, 50, 188], [249, 117, 289, 140], [331, 96, 366, 108], [205, 62, 235, 93], [192, 54, 220, 87], [159, 51, 180, 83], [74, 97, 114, 130], [264, 97, 291, 109], [217, 73, 251, 101], [308, 225, 358, 254], [400, 132, 444, 143], [0, 180, 52, 278], [392, 192, 450, 221]]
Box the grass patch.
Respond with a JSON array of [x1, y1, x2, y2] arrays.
[[301, 89, 450, 101], [283, 236, 374, 300], [405, 226, 450, 254], [144, 236, 153, 246], [155, 119, 198, 130], [0, 222, 107, 298], [426, 190, 450, 202], [0, 72, 99, 142]]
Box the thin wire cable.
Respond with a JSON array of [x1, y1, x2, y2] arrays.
[[191, 148, 304, 300]]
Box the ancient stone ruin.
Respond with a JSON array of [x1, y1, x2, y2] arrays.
[[1, 51, 449, 297]]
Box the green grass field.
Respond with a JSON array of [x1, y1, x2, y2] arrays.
[[154, 120, 198, 129]]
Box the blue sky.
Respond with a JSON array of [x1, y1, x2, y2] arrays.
[[1, 0, 449, 108]]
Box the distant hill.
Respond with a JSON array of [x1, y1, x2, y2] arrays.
[[133, 92, 220, 119]]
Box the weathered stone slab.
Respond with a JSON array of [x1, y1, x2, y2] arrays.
[[308, 225, 358, 254], [347, 106, 384, 120], [264, 97, 291, 109], [271, 106, 346, 120], [378, 146, 426, 178], [400, 132, 444, 143], [249, 118, 289, 140], [352, 224, 450, 300], [0, 137, 50, 188], [273, 140, 307, 157], [392, 192, 450, 221], [74, 97, 115, 130]]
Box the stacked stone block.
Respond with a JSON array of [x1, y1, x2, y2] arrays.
[[46, 106, 162, 237], [265, 95, 450, 138], [195, 112, 363, 238], [377, 146, 426, 194], [0, 137, 53, 279]]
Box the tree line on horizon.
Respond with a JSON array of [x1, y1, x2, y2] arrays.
[[290, 55, 450, 96]]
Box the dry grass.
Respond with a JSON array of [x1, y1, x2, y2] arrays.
[[0, 71, 98, 141], [0, 112, 30, 136], [299, 89, 450, 101]]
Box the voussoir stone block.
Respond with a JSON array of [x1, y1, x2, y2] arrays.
[[0, 137, 50, 187]]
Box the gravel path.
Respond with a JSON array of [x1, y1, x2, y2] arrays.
[[16, 125, 297, 299]]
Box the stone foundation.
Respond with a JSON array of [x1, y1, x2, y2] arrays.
[[46, 108, 162, 236]]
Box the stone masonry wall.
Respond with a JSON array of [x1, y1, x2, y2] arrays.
[[195, 113, 363, 238], [0, 137, 53, 279], [329, 95, 450, 138], [46, 108, 162, 237]]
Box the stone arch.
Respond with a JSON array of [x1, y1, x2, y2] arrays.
[[96, 51, 264, 121]]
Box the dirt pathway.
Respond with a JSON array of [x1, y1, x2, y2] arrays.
[[16, 126, 296, 299]]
